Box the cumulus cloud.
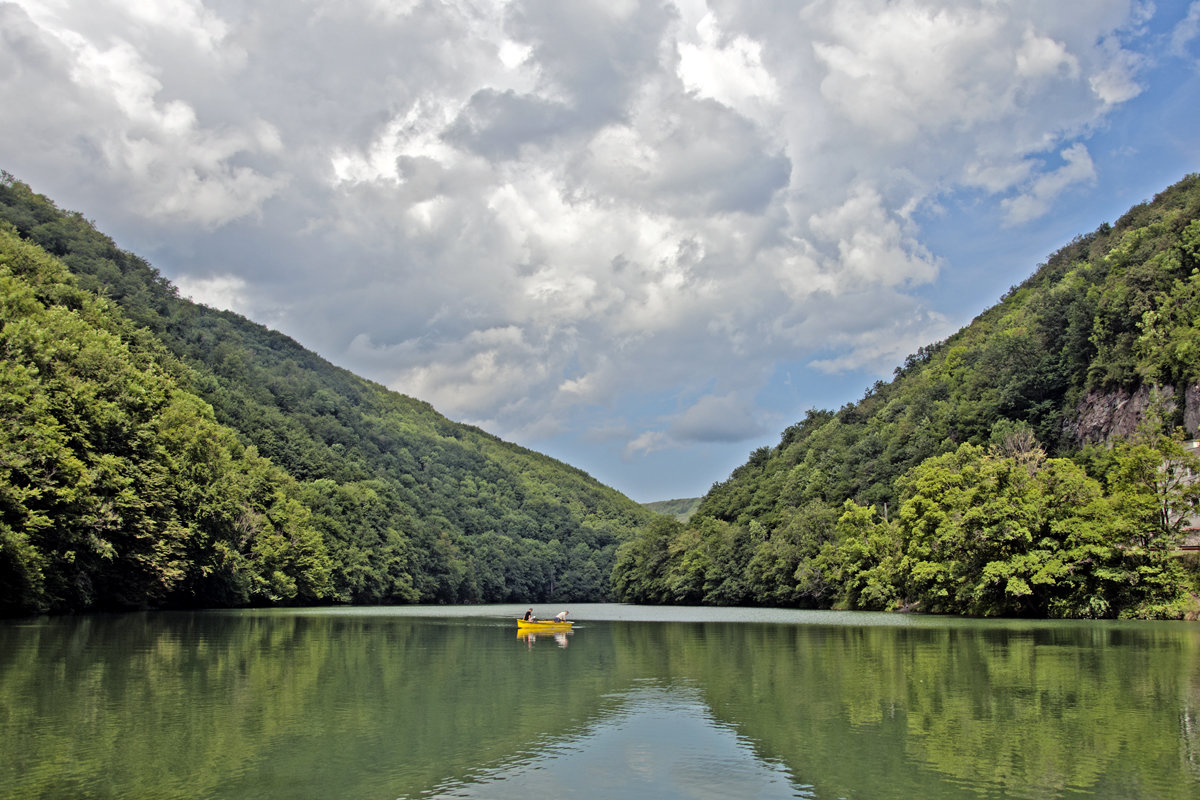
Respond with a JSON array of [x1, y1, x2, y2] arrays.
[[670, 393, 769, 443], [1002, 144, 1098, 225], [174, 273, 249, 314], [808, 187, 940, 291], [811, 1, 1019, 142], [677, 10, 780, 116], [1, 1, 282, 227], [0, 0, 1165, 494]]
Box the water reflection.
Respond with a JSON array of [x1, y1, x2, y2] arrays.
[[517, 630, 571, 648], [426, 682, 811, 800], [1, 609, 1197, 799]]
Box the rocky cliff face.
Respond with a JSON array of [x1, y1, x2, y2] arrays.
[[1066, 383, 1200, 445]]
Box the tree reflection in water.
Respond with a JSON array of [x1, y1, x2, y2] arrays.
[[1, 608, 1197, 799]]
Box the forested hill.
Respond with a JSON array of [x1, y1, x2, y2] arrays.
[[0, 173, 653, 616], [642, 498, 702, 522], [614, 173, 1200, 619]]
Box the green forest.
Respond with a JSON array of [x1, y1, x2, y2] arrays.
[[612, 174, 1200, 619], [0, 173, 653, 615], [4, 171, 1200, 618], [641, 497, 702, 522]]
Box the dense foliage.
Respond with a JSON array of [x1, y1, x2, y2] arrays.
[[641, 497, 702, 521], [614, 174, 1200, 618], [0, 227, 332, 612], [6, 168, 1200, 619], [0, 173, 654, 615]]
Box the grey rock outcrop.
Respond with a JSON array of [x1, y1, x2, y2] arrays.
[[1066, 383, 1200, 445]]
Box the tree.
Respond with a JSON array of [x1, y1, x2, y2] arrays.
[[894, 442, 1099, 616], [822, 500, 901, 611], [612, 516, 681, 603]]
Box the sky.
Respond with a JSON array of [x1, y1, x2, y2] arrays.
[[2, 0, 1199, 503]]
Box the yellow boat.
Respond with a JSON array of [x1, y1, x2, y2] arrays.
[[516, 618, 573, 631]]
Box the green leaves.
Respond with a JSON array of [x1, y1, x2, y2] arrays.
[[0, 228, 335, 614], [0, 173, 657, 612], [881, 437, 1191, 618], [610, 174, 1200, 618], [613, 424, 1197, 618]]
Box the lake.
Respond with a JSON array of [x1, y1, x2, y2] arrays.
[[1, 604, 1198, 799]]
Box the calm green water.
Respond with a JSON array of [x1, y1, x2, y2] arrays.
[[1, 604, 1198, 799]]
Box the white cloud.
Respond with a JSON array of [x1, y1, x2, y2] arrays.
[[1002, 143, 1097, 225], [677, 11, 780, 116], [0, 0, 1170, 495], [808, 186, 941, 291], [669, 392, 768, 443], [498, 39, 533, 69], [1, 0, 283, 227], [1087, 45, 1144, 105], [623, 430, 673, 460], [807, 308, 954, 376], [357, 324, 555, 426], [811, 1, 1018, 142], [1015, 27, 1079, 80], [174, 274, 249, 314], [331, 100, 467, 186], [961, 159, 1035, 194], [117, 0, 230, 53], [1171, 2, 1200, 57]]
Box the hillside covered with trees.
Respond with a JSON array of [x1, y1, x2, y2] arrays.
[[6, 170, 1200, 620], [613, 174, 1200, 619], [0, 173, 654, 616], [642, 498, 702, 522]]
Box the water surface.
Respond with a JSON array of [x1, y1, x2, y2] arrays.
[[2, 604, 1197, 799]]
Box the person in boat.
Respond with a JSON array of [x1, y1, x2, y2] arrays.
[[554, 610, 569, 623], [523, 608, 534, 621]]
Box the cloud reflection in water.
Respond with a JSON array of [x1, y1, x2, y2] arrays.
[[424, 681, 812, 800]]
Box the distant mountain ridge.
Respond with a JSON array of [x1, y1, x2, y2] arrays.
[[643, 498, 702, 522], [0, 172, 653, 615], [613, 173, 1200, 619]]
